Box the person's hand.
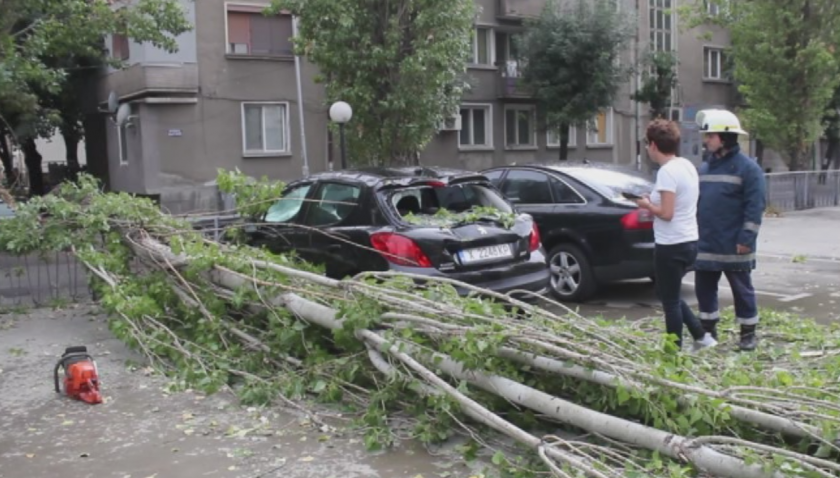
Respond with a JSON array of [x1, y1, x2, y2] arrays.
[[635, 196, 652, 210], [737, 244, 752, 254]]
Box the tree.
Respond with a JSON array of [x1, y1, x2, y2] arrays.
[[632, 51, 678, 120], [0, 0, 192, 193], [517, 0, 634, 161], [820, 85, 840, 174], [682, 0, 840, 171], [270, 0, 476, 167]]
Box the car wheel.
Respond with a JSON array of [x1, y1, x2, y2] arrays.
[[547, 244, 596, 302]]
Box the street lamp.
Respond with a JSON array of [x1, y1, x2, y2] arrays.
[[329, 101, 353, 170]]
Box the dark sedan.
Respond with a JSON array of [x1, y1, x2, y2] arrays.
[[482, 162, 656, 302], [243, 167, 550, 300]]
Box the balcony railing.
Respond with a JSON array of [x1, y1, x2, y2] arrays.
[[498, 61, 531, 98]]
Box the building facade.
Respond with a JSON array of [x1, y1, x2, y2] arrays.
[[91, 0, 740, 212]]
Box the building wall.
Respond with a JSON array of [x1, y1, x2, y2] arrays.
[[94, 0, 745, 209]]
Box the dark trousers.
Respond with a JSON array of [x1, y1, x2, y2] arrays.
[[695, 270, 759, 326], [655, 241, 705, 348]]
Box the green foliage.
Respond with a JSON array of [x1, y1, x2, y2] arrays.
[[216, 168, 286, 219], [402, 206, 519, 229], [0, 0, 192, 141], [632, 51, 678, 120], [517, 0, 634, 160], [4, 173, 840, 477], [681, 0, 840, 171], [268, 0, 475, 166]]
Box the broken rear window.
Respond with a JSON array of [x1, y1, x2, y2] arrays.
[[383, 182, 514, 227]]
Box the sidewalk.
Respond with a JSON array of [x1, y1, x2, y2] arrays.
[[759, 207, 840, 261]]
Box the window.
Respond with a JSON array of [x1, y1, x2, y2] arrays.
[[705, 0, 721, 15], [116, 104, 136, 165], [387, 182, 513, 224], [469, 27, 493, 65], [482, 170, 505, 188], [668, 107, 682, 122], [547, 126, 577, 148], [242, 102, 290, 155], [111, 34, 129, 61], [649, 0, 673, 52], [459, 105, 492, 148], [505, 106, 536, 148], [226, 4, 294, 56], [587, 110, 614, 146], [305, 183, 362, 227], [704, 47, 725, 80], [266, 184, 312, 223], [551, 178, 585, 205], [501, 170, 552, 204]]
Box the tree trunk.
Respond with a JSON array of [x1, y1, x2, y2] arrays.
[[755, 139, 765, 169], [559, 123, 569, 161], [63, 129, 81, 171], [0, 134, 15, 186], [22, 138, 45, 196]]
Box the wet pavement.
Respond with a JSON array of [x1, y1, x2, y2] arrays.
[[562, 207, 840, 325], [0, 307, 479, 478]]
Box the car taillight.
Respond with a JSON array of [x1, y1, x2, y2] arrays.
[[529, 223, 541, 252], [621, 209, 654, 230], [370, 233, 433, 268]]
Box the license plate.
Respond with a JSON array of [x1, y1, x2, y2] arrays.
[[459, 244, 514, 265]]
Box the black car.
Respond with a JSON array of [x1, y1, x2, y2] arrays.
[[481, 162, 656, 302], [243, 167, 550, 300]]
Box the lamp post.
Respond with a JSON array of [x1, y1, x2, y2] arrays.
[[329, 101, 353, 170]]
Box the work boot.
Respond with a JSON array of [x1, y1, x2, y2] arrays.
[[701, 320, 719, 340], [738, 324, 758, 352]]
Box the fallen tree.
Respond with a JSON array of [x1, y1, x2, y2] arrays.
[[2, 173, 839, 477]]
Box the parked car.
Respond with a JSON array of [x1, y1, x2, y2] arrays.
[[481, 162, 656, 302], [242, 167, 550, 301]]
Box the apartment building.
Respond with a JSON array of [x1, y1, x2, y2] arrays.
[[88, 0, 739, 212]]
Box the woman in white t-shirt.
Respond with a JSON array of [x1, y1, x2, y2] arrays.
[[635, 120, 717, 353]]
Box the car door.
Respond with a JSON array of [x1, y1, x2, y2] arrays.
[[247, 182, 317, 260], [498, 169, 558, 228], [301, 181, 367, 279]]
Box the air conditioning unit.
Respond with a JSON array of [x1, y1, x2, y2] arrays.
[[439, 114, 462, 131]]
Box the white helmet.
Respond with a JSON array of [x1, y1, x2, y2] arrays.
[[695, 109, 748, 136]]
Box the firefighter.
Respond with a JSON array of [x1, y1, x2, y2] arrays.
[[694, 109, 767, 352]]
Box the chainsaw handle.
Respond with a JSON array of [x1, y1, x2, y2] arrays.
[[54, 353, 97, 393], [53, 360, 62, 393]]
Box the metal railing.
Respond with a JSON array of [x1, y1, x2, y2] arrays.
[[0, 251, 91, 308], [765, 170, 840, 213]]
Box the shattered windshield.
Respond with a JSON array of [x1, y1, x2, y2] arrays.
[[384, 182, 516, 228]]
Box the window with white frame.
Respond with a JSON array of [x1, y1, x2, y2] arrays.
[[505, 106, 536, 148], [704, 47, 725, 80], [649, 0, 674, 52], [117, 104, 136, 165], [469, 27, 493, 65], [459, 105, 492, 148], [587, 109, 614, 146], [241, 102, 290, 155], [226, 3, 294, 56], [547, 126, 577, 148], [704, 0, 726, 15]]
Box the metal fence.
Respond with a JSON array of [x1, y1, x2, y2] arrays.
[[0, 251, 90, 308], [765, 170, 840, 213]]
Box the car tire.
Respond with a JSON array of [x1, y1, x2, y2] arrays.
[[547, 243, 596, 303]]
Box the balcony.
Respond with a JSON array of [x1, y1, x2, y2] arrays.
[[498, 0, 544, 20], [498, 61, 532, 99], [103, 63, 199, 100]]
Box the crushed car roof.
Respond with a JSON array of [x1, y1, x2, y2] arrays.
[[287, 166, 491, 189]]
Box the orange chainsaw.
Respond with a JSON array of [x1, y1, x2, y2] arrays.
[[54, 346, 102, 404]]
